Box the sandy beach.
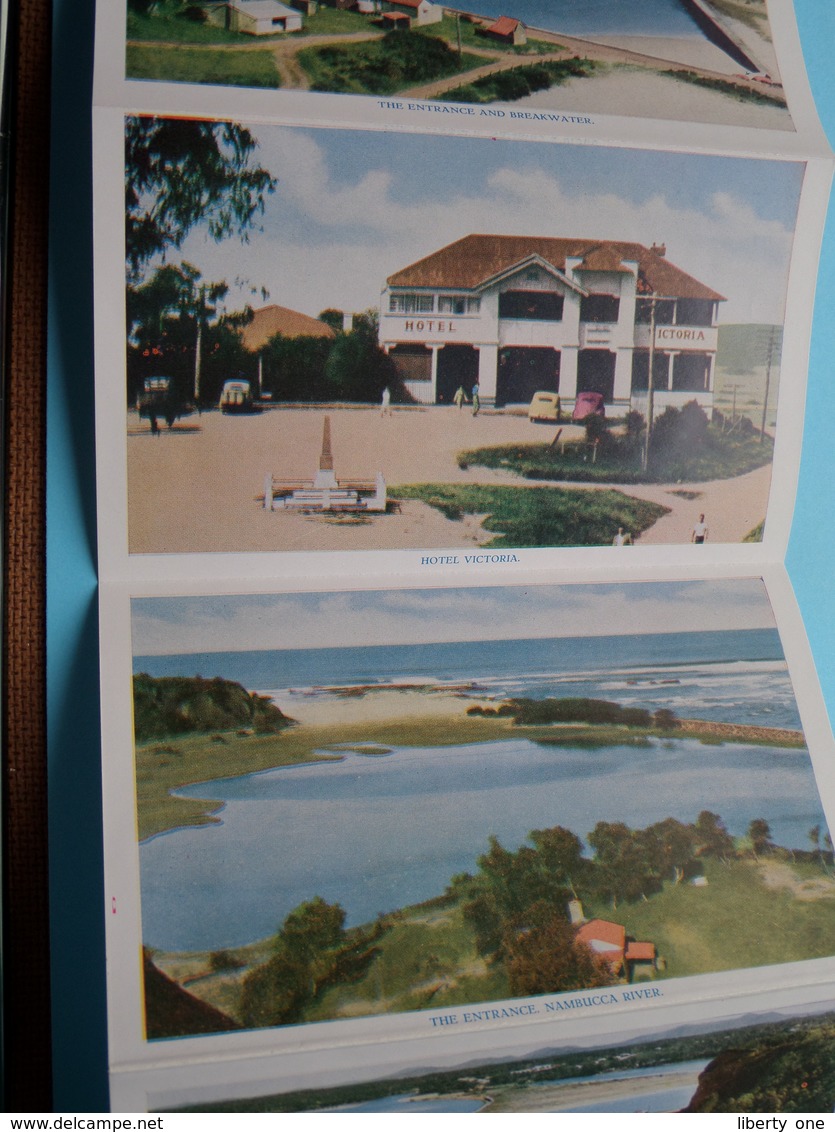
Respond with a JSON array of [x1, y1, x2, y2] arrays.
[[127, 406, 773, 554], [485, 1067, 702, 1113], [516, 65, 789, 129], [269, 685, 493, 728]]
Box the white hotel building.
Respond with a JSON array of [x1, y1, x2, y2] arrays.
[[379, 234, 725, 412]]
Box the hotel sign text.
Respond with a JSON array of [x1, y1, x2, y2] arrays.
[[654, 325, 717, 351], [403, 319, 457, 334]]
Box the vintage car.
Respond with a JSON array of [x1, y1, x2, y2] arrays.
[[528, 391, 561, 423], [219, 379, 258, 414], [136, 376, 192, 429], [572, 391, 606, 422]]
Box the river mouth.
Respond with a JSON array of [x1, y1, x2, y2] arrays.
[[140, 733, 823, 954]]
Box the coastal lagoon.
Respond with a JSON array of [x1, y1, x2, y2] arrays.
[[137, 628, 825, 954]]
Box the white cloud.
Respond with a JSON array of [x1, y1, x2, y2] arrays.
[[132, 579, 775, 655], [178, 132, 796, 326]]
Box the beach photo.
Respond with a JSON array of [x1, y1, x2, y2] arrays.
[[164, 1000, 835, 1111], [124, 118, 803, 554], [131, 580, 835, 1042], [125, 0, 790, 130]]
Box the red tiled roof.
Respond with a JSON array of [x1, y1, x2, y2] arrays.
[[387, 234, 725, 302], [576, 919, 626, 951], [240, 305, 337, 352], [625, 941, 656, 962], [487, 16, 520, 35], [388, 0, 422, 8]]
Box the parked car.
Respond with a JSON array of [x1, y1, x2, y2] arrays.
[[219, 379, 259, 414], [528, 390, 561, 423], [136, 376, 191, 429], [572, 391, 606, 422]]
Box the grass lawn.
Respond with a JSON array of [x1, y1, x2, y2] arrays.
[[457, 426, 773, 486], [127, 5, 283, 44], [393, 482, 668, 547], [127, 44, 280, 87], [613, 857, 835, 977]]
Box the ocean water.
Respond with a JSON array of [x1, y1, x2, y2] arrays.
[[455, 0, 703, 39], [136, 627, 801, 731], [136, 627, 823, 953]]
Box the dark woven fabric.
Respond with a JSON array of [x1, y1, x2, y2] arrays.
[[4, 0, 53, 1111]]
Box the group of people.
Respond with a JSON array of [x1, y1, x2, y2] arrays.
[[613, 514, 709, 546], [453, 383, 480, 416]]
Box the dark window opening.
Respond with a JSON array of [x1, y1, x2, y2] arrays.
[[635, 298, 675, 325], [436, 345, 479, 404], [631, 350, 671, 392], [672, 353, 711, 392], [497, 347, 560, 407], [577, 349, 616, 401], [389, 344, 431, 383], [676, 298, 714, 327], [580, 294, 620, 323], [498, 290, 564, 321]]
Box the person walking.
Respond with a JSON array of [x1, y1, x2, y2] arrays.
[[691, 513, 708, 544], [454, 385, 466, 410], [380, 386, 391, 416], [471, 382, 480, 417]]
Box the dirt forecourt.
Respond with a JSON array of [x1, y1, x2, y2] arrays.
[[126, 405, 773, 554]]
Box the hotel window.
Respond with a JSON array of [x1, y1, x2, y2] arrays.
[[389, 293, 435, 314], [498, 290, 563, 321], [438, 295, 480, 315], [580, 294, 620, 323], [635, 298, 675, 325], [676, 298, 715, 327]]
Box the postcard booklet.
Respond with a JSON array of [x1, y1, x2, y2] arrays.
[[93, 0, 835, 1112]]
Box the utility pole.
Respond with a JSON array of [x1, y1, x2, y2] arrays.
[[760, 324, 776, 443], [193, 282, 205, 406], [642, 293, 657, 473]]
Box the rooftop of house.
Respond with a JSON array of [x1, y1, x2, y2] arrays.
[[387, 234, 725, 302], [487, 16, 522, 35], [240, 304, 337, 352], [575, 918, 627, 952]]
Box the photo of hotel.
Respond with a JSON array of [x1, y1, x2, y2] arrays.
[[380, 234, 724, 412]]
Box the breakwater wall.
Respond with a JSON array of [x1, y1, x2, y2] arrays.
[[680, 0, 763, 72]]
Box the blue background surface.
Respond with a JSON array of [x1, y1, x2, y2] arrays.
[[46, 0, 835, 1110]]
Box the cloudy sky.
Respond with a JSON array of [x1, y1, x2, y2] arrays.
[[132, 578, 777, 656], [164, 123, 805, 326]]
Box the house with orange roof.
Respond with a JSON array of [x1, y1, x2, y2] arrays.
[[575, 917, 657, 980], [483, 16, 526, 46], [378, 233, 724, 411]]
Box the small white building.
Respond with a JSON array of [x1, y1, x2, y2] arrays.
[[204, 0, 303, 34], [380, 0, 442, 26], [379, 234, 725, 413]]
